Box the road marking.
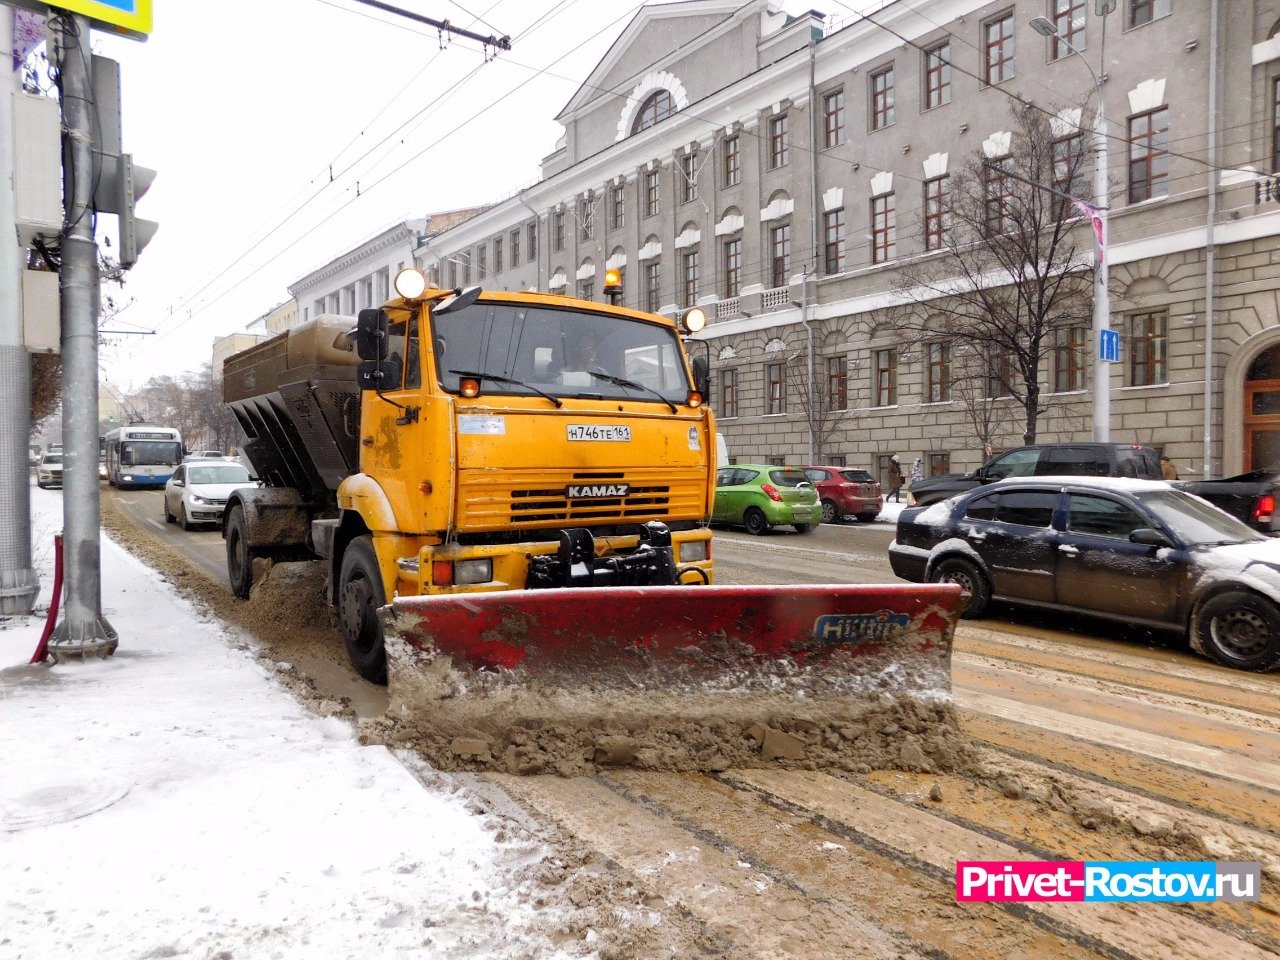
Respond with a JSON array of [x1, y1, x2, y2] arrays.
[[145, 519, 165, 532]]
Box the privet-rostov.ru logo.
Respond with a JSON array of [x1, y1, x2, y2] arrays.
[[956, 861, 1260, 903]]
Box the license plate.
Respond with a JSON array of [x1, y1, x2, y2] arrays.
[[567, 424, 631, 442]]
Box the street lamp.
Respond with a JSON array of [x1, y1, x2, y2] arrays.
[[1031, 1, 1114, 442]]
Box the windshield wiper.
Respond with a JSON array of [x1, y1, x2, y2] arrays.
[[588, 370, 677, 413], [448, 370, 563, 408]]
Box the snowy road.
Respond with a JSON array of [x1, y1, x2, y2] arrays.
[[78, 485, 1280, 957]]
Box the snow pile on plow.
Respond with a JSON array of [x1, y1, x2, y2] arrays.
[[375, 584, 966, 776]]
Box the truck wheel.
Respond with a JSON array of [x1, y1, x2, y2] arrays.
[[821, 499, 841, 525], [338, 535, 388, 685], [743, 507, 768, 536], [1196, 592, 1280, 671], [226, 503, 254, 600], [929, 557, 990, 619]]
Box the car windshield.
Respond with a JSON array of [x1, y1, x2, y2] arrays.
[[768, 469, 810, 487], [188, 464, 251, 485], [42, 454, 61, 464], [1134, 490, 1264, 545], [432, 301, 690, 404], [840, 470, 873, 483]]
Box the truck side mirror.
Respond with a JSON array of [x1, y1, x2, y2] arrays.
[[358, 359, 401, 390], [355, 308, 388, 361], [691, 356, 710, 397]]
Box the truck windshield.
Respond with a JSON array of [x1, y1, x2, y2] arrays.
[[431, 301, 691, 404], [122, 441, 182, 466]]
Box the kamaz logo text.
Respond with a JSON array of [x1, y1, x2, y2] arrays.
[[566, 484, 630, 498], [814, 611, 911, 645]]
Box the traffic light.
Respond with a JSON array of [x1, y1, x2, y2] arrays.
[[116, 153, 158, 267], [90, 55, 157, 268]]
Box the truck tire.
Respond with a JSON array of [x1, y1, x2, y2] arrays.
[[1196, 591, 1280, 671], [226, 503, 254, 600], [338, 535, 388, 685], [929, 556, 990, 619]]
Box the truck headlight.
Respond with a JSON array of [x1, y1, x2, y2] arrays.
[[679, 540, 709, 563], [455, 558, 493, 585]]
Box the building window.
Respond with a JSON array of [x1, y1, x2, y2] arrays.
[[926, 341, 951, 402], [631, 89, 675, 134], [870, 66, 895, 130], [924, 41, 952, 109], [553, 210, 565, 251], [493, 237, 503, 274], [1053, 132, 1087, 199], [721, 368, 738, 418], [462, 258, 470, 285], [447, 263, 457, 289], [722, 136, 741, 186], [823, 89, 845, 147], [871, 193, 896, 264], [874, 349, 897, 407], [829, 455, 847, 468], [766, 361, 786, 414], [823, 208, 845, 274], [1054, 324, 1088, 392], [983, 13, 1015, 85], [578, 279, 594, 301], [769, 223, 791, 288], [1273, 78, 1280, 173], [1128, 0, 1170, 29], [983, 160, 1012, 236], [924, 175, 950, 251], [1050, 0, 1086, 59], [644, 261, 660, 313], [527, 222, 537, 262], [769, 115, 789, 169], [985, 348, 1016, 398], [1128, 107, 1170, 202], [644, 170, 660, 217], [611, 182, 625, 230], [510, 228, 520, 265], [476, 245, 487, 279], [680, 152, 698, 204], [827, 355, 848, 410], [723, 238, 742, 298], [1130, 310, 1168, 386], [680, 249, 699, 307], [579, 198, 594, 240], [927, 452, 951, 477]]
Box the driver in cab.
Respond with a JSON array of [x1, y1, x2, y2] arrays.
[[561, 327, 604, 386]]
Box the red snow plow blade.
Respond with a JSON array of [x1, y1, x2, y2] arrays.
[[377, 584, 965, 776]]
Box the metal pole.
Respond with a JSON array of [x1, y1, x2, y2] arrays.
[[1203, 0, 1219, 478], [1091, 28, 1111, 443], [0, 5, 38, 615], [803, 271, 814, 463], [49, 14, 116, 657]]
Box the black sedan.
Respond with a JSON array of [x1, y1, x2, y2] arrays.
[[888, 476, 1280, 671]]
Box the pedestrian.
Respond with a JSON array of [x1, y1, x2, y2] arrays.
[[910, 457, 924, 487], [887, 454, 904, 502], [1161, 453, 1179, 481]]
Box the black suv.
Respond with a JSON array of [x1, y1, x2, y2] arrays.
[[906, 443, 1163, 507]]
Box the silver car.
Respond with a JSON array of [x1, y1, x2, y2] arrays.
[[36, 452, 63, 489], [164, 460, 256, 530]]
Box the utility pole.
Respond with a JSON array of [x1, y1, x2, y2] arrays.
[[0, 5, 39, 616], [48, 13, 116, 657]]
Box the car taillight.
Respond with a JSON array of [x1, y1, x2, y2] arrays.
[[1254, 494, 1275, 525], [762, 483, 784, 502]]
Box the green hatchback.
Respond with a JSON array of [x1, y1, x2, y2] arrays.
[[713, 464, 822, 535]]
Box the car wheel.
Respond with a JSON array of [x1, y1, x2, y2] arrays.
[[1196, 591, 1280, 671], [820, 500, 841, 525], [793, 523, 817, 535], [177, 504, 191, 531], [164, 499, 174, 523], [226, 503, 254, 600], [929, 556, 991, 619], [743, 507, 768, 536], [338, 535, 389, 684]]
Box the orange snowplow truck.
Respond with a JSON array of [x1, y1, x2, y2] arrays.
[[222, 272, 963, 774], [221, 277, 717, 683]]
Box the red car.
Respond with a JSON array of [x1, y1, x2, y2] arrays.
[[802, 466, 883, 524]]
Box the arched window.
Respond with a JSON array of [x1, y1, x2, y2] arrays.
[[631, 90, 675, 134]]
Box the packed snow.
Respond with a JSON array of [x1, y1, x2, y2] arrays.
[[0, 486, 580, 959]]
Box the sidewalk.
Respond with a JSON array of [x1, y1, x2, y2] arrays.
[[0, 487, 570, 959]]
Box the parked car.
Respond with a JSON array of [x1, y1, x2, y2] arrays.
[[713, 464, 822, 535], [802, 466, 882, 524], [35, 452, 63, 489], [889, 476, 1280, 671], [28, 444, 40, 467], [164, 460, 256, 530], [182, 450, 226, 463], [905, 443, 1164, 507], [1177, 469, 1280, 535]]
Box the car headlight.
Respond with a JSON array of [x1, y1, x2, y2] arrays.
[[189, 494, 207, 505]]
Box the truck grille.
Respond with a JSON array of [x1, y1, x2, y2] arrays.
[[457, 468, 706, 529]]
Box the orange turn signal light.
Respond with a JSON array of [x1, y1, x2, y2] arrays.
[[686, 391, 703, 408], [459, 377, 481, 398]]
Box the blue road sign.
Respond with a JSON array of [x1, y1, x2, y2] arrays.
[[1099, 329, 1121, 363]]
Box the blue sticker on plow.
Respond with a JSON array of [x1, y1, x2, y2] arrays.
[[814, 612, 911, 644]]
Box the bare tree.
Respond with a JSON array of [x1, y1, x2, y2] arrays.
[[785, 349, 849, 463], [894, 102, 1094, 445]]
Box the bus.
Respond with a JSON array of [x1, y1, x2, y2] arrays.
[[103, 424, 183, 488]]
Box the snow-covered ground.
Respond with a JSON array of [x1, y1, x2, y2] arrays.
[[0, 486, 575, 959], [874, 499, 909, 526]]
